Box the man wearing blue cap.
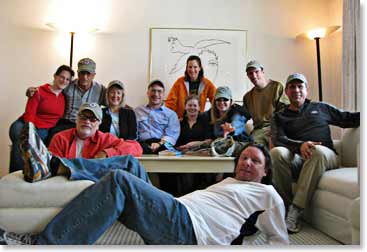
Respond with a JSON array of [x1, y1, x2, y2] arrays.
[[270, 73, 360, 233]]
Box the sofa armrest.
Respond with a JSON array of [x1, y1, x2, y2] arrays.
[[333, 139, 342, 155], [350, 197, 360, 245]]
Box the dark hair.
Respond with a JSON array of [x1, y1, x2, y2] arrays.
[[182, 95, 201, 118], [184, 55, 204, 81], [184, 94, 200, 106], [234, 143, 272, 185], [55, 65, 75, 77]]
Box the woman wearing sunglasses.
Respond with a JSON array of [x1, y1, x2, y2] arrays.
[[204, 86, 252, 143]]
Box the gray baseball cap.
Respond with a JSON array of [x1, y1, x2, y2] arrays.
[[286, 73, 308, 86], [78, 102, 102, 121], [148, 79, 165, 89], [246, 60, 264, 71], [78, 58, 96, 73], [215, 86, 232, 100], [107, 80, 125, 90]]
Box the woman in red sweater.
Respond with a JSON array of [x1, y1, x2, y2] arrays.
[[9, 65, 74, 172]]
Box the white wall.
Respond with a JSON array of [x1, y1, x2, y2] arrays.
[[0, 0, 343, 176]]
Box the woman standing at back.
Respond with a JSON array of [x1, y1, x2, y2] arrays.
[[165, 55, 216, 119]]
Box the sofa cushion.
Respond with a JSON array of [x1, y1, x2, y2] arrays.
[[317, 168, 359, 199], [0, 171, 94, 208]]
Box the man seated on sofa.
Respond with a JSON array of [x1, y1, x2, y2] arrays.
[[270, 73, 360, 233], [0, 141, 289, 245], [134, 79, 180, 154], [22, 102, 143, 183]]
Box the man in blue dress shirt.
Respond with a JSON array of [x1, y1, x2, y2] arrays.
[[134, 80, 180, 154]]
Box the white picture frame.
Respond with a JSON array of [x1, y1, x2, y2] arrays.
[[149, 28, 249, 101]]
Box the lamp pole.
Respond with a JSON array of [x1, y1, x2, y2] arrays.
[[69, 32, 75, 68], [314, 37, 323, 101]]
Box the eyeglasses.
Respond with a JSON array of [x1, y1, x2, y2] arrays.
[[78, 113, 99, 122], [216, 98, 229, 102]]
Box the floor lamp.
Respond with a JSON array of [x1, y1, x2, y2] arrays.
[[46, 23, 98, 69], [298, 26, 340, 101], [69, 32, 75, 68]]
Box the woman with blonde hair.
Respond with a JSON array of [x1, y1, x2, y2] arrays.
[[99, 80, 137, 140]]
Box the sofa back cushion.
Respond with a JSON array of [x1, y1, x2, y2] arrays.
[[340, 127, 360, 167]]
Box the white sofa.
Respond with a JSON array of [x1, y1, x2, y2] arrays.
[[0, 128, 360, 244], [0, 172, 93, 233], [304, 127, 360, 244]]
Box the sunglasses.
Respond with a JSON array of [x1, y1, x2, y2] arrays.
[[78, 113, 99, 122], [216, 98, 229, 102]]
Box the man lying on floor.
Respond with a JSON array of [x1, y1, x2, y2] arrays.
[[0, 125, 289, 245]]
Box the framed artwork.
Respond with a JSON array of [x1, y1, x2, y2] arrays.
[[149, 28, 249, 101]]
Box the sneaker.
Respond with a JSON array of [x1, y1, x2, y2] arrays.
[[20, 122, 52, 183], [0, 227, 34, 245], [286, 204, 303, 233]]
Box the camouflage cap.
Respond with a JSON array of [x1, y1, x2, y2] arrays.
[[77, 58, 96, 73]]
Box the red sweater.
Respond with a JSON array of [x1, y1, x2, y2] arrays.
[[48, 128, 143, 158], [22, 84, 65, 129]]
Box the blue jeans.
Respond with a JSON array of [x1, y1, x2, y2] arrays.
[[36, 156, 197, 245], [9, 118, 49, 173]]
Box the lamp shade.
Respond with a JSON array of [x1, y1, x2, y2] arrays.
[[45, 23, 99, 33], [296, 25, 341, 40]]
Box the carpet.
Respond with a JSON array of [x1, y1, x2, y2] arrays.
[[95, 221, 342, 245]]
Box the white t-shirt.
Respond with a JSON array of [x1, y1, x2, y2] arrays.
[[177, 177, 289, 245], [75, 138, 84, 158], [109, 110, 120, 137]]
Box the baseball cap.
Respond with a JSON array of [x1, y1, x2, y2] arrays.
[[286, 73, 308, 86], [107, 80, 125, 90], [77, 58, 96, 73], [148, 79, 165, 89], [246, 60, 264, 71], [78, 102, 102, 121], [215, 86, 232, 100]]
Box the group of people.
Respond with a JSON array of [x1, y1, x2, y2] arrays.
[[1, 55, 360, 245]]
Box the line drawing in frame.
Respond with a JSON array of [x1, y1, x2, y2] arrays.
[[149, 28, 249, 101]]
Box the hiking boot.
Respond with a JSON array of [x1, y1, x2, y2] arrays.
[[0, 227, 35, 245], [211, 136, 236, 157], [20, 122, 52, 182], [286, 204, 303, 233]]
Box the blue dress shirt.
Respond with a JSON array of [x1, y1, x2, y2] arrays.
[[134, 104, 180, 145]]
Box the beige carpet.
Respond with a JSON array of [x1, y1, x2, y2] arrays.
[[96, 221, 342, 245]]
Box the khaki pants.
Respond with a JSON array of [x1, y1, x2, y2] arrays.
[[271, 145, 339, 209], [251, 126, 271, 147]]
